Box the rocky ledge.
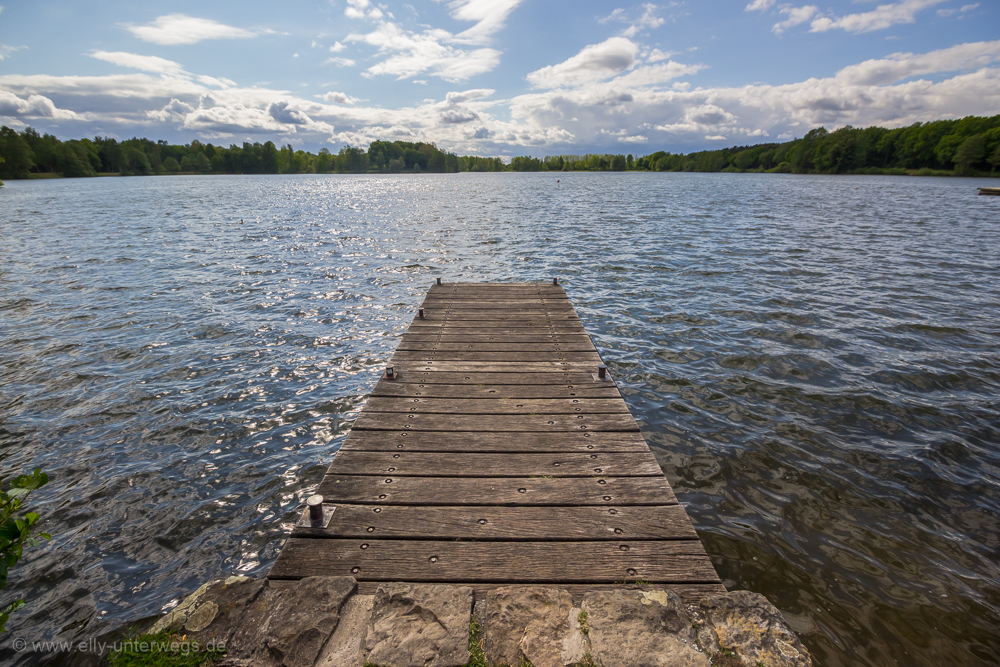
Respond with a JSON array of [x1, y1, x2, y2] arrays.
[[150, 576, 812, 667]]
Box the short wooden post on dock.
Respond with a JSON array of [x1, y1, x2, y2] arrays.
[[268, 282, 723, 601]]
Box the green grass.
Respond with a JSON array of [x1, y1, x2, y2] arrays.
[[577, 610, 589, 635], [467, 618, 488, 667], [107, 631, 225, 667]]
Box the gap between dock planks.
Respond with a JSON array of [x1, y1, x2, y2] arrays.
[[268, 281, 723, 602]]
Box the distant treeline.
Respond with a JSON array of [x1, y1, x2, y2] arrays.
[[1, 115, 998, 180]]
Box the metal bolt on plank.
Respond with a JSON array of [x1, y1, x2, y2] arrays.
[[297, 494, 335, 529]]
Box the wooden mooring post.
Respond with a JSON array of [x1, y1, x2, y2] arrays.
[[268, 281, 724, 601]]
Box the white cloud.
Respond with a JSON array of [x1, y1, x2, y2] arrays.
[[321, 91, 362, 104], [772, 5, 819, 34], [646, 48, 673, 63], [450, 0, 524, 44], [196, 75, 236, 88], [810, 0, 946, 34], [508, 39, 1000, 152], [146, 98, 195, 122], [2, 39, 999, 156], [124, 14, 260, 45], [329, 41, 347, 53], [0, 90, 77, 119], [325, 56, 357, 67], [938, 2, 979, 16], [344, 0, 383, 20], [91, 51, 185, 75], [745, 0, 775, 11], [526, 37, 639, 89], [348, 21, 500, 82], [835, 39, 1000, 85], [600, 3, 667, 38], [0, 44, 25, 61], [344, 0, 521, 82], [625, 4, 666, 38]]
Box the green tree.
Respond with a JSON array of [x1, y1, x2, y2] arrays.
[[954, 134, 986, 175], [1, 469, 50, 632], [162, 156, 181, 172], [0, 126, 35, 178], [989, 145, 1000, 176], [123, 147, 152, 175]]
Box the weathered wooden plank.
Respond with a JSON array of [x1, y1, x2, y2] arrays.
[[392, 350, 602, 362], [391, 362, 601, 373], [420, 299, 570, 306], [268, 282, 720, 594], [420, 307, 578, 314], [413, 316, 581, 324], [396, 342, 598, 352], [405, 329, 590, 336], [428, 283, 565, 289], [340, 431, 650, 453], [369, 382, 622, 399], [416, 309, 578, 316], [407, 319, 584, 326], [292, 505, 696, 540], [383, 371, 608, 384], [316, 475, 677, 505], [354, 582, 728, 603], [268, 539, 719, 583], [327, 451, 662, 477], [352, 412, 639, 432], [364, 397, 628, 414], [400, 334, 594, 343]]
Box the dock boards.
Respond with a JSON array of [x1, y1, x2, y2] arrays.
[[268, 282, 724, 600]]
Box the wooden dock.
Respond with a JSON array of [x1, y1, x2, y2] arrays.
[[268, 281, 724, 601]]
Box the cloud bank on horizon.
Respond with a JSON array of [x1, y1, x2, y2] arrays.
[[0, 0, 998, 156]]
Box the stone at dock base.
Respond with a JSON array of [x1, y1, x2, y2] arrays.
[[362, 583, 474, 667], [149, 576, 356, 667], [482, 586, 587, 667], [583, 589, 709, 667], [139, 579, 811, 667], [691, 590, 812, 667]]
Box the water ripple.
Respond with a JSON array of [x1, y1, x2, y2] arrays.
[[1, 173, 999, 666]]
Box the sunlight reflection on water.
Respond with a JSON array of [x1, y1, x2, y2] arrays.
[[1, 172, 999, 666]]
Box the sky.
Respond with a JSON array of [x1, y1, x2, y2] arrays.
[[0, 0, 998, 157]]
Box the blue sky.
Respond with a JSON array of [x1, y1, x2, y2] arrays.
[[1, 0, 998, 156]]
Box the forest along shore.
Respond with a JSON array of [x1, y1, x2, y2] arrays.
[[1, 114, 999, 179]]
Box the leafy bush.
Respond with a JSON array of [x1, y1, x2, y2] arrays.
[[0, 468, 50, 633]]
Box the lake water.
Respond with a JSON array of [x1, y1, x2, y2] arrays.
[[1, 172, 999, 666]]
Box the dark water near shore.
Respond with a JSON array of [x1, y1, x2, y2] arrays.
[[2, 172, 999, 666]]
